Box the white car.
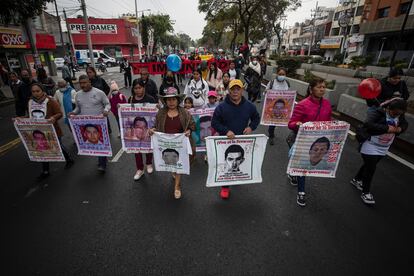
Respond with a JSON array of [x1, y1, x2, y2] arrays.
[[54, 58, 65, 69]]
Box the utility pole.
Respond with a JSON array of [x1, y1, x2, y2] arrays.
[[63, 9, 76, 56], [134, 0, 142, 60], [390, 0, 413, 67], [308, 1, 318, 56], [80, 0, 95, 68], [342, 0, 359, 64], [54, 0, 66, 56], [24, 18, 41, 71]]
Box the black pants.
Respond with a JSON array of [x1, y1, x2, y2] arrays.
[[355, 154, 383, 194], [41, 139, 71, 173], [124, 72, 132, 87], [248, 89, 259, 102], [268, 126, 276, 138]]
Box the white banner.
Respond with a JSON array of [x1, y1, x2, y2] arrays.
[[206, 134, 268, 187], [151, 132, 192, 175], [287, 121, 350, 177]]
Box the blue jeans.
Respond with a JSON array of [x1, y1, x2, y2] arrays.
[[98, 157, 107, 169]]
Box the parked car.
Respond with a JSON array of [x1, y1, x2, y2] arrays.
[[54, 57, 65, 69], [75, 49, 117, 68]]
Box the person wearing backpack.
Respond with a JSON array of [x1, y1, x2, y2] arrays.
[[351, 98, 408, 205], [265, 67, 290, 145]]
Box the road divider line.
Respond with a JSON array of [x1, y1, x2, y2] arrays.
[[110, 148, 124, 163], [0, 138, 21, 157]]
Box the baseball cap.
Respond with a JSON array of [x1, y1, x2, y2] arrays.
[[229, 79, 243, 89], [208, 90, 218, 98]]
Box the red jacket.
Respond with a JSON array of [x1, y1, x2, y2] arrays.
[[288, 96, 332, 132], [109, 92, 127, 115]]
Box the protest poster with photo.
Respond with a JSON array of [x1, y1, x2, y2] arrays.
[[261, 90, 296, 126], [205, 134, 268, 187], [151, 132, 192, 175], [118, 103, 157, 153], [69, 115, 112, 157], [14, 118, 65, 162], [287, 121, 350, 178], [189, 107, 217, 152]]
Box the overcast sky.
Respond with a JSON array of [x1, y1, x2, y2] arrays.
[[49, 0, 340, 40]]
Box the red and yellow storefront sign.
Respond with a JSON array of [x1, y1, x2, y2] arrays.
[[0, 27, 56, 49]]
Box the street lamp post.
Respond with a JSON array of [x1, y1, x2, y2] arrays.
[[134, 0, 150, 61]]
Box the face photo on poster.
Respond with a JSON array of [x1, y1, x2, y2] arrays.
[[190, 108, 217, 152], [69, 115, 112, 156], [287, 121, 350, 177], [119, 104, 158, 153], [14, 119, 65, 162], [261, 90, 296, 126], [206, 135, 268, 187]]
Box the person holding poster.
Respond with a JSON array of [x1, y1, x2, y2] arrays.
[[351, 98, 408, 205], [127, 78, 157, 180], [149, 87, 195, 199], [69, 75, 111, 173], [26, 83, 73, 180], [264, 67, 291, 145], [288, 78, 332, 207], [211, 79, 260, 199]]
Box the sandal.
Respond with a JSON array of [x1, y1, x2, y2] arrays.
[[174, 189, 181, 199]]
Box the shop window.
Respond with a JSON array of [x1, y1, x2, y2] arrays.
[[331, 27, 340, 36], [356, 6, 364, 16], [377, 7, 390, 19], [400, 2, 411, 15], [352, 24, 360, 34], [334, 12, 340, 21]]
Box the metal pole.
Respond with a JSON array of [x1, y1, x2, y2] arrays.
[[54, 0, 66, 56], [390, 0, 413, 67], [376, 38, 386, 64], [342, 0, 357, 64], [134, 0, 142, 60], [308, 1, 318, 56], [63, 9, 75, 56], [24, 18, 42, 71], [80, 0, 95, 68]]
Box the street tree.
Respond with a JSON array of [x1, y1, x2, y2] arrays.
[[1, 0, 53, 69], [140, 14, 174, 54]]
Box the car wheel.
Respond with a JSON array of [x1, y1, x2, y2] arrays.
[[106, 62, 112, 68]]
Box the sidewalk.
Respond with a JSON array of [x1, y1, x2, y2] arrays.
[[296, 68, 360, 83]]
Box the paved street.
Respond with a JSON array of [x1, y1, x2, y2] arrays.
[[1, 70, 414, 275]]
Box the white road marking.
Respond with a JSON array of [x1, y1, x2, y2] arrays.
[[110, 148, 124, 162]]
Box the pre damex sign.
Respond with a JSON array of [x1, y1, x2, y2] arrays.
[[69, 24, 117, 34]]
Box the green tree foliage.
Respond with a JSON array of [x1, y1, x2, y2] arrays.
[[0, 0, 52, 25], [140, 14, 174, 53]]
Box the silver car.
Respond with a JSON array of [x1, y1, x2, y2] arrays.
[[54, 57, 65, 69]]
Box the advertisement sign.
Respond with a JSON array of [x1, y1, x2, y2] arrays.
[[320, 37, 342, 49], [69, 24, 118, 34], [0, 27, 26, 49]]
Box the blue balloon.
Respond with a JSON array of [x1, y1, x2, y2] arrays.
[[166, 54, 182, 72]]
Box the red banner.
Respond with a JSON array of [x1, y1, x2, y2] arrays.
[[131, 59, 231, 75]]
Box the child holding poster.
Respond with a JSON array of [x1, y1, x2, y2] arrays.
[[351, 98, 408, 205], [149, 87, 195, 199], [128, 78, 157, 180], [288, 78, 332, 207], [27, 83, 74, 180]]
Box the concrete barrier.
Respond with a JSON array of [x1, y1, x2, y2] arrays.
[[300, 64, 357, 78]]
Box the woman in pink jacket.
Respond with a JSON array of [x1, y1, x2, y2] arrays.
[[288, 77, 332, 207]]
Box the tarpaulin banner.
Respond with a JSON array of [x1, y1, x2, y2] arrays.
[[206, 134, 268, 187], [189, 107, 217, 152], [131, 59, 231, 75], [261, 90, 296, 126], [118, 103, 158, 153], [151, 132, 192, 175], [14, 118, 65, 162], [287, 121, 350, 177], [69, 115, 112, 157]]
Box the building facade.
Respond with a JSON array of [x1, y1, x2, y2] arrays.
[[66, 17, 140, 60]]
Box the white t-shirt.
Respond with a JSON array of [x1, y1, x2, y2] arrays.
[[229, 69, 237, 80]]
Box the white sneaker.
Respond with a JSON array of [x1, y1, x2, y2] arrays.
[[361, 193, 375, 205], [146, 165, 154, 174], [133, 170, 144, 180]]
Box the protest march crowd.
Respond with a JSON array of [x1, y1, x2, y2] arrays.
[[10, 50, 410, 207]]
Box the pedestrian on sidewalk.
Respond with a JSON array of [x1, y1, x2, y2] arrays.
[[86, 66, 112, 134], [366, 68, 410, 108], [69, 75, 111, 173], [127, 78, 157, 180], [211, 79, 260, 199], [120, 57, 132, 88], [26, 83, 74, 181], [351, 98, 408, 205], [140, 67, 158, 101], [54, 79, 76, 133], [184, 68, 209, 109], [244, 56, 262, 103], [159, 71, 180, 96], [16, 69, 36, 116], [36, 68, 56, 96], [287, 77, 332, 207], [149, 87, 195, 199], [265, 67, 290, 145], [108, 80, 127, 137], [62, 61, 74, 88]]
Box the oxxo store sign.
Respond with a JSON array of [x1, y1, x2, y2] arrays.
[[0, 28, 26, 48], [69, 24, 118, 34]]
